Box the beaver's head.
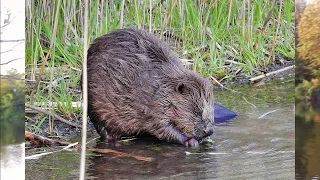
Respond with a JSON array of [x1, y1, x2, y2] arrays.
[[148, 66, 215, 147]]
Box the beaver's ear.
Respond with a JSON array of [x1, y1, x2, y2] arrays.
[[175, 82, 185, 94]]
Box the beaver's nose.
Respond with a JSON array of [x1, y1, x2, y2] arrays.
[[204, 125, 214, 136]]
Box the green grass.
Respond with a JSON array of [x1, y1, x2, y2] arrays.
[[25, 0, 295, 134], [26, 0, 295, 69]]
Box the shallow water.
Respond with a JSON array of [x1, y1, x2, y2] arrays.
[[25, 76, 295, 179], [296, 102, 320, 179], [1, 143, 25, 180]]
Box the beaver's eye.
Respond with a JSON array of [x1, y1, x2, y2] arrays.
[[175, 82, 185, 94]]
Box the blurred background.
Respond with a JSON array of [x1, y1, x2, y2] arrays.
[[295, 0, 320, 179]]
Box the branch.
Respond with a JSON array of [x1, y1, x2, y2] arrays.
[[0, 39, 25, 43], [25, 131, 153, 162], [249, 65, 295, 82], [25, 104, 82, 128], [25, 131, 71, 146], [0, 42, 24, 54], [0, 57, 24, 65], [0, 16, 16, 29]]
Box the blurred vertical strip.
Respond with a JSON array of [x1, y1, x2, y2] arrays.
[[0, 0, 26, 179], [79, 0, 89, 179], [295, 0, 320, 179]]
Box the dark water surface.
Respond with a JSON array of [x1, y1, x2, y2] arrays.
[[25, 77, 295, 179], [296, 102, 320, 179]]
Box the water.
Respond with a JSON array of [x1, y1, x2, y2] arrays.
[[0, 143, 25, 180], [0, 116, 25, 180], [296, 102, 320, 179], [25, 77, 295, 179]]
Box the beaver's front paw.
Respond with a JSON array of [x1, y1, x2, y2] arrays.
[[184, 138, 199, 147]]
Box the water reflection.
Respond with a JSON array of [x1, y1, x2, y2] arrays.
[[296, 102, 320, 179], [88, 140, 218, 179]]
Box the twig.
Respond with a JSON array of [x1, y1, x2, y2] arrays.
[[266, 0, 282, 66], [25, 131, 153, 162], [86, 137, 99, 145], [225, 59, 245, 66], [185, 151, 230, 155], [165, 0, 178, 27], [25, 131, 72, 146], [0, 57, 24, 65], [119, 0, 125, 29], [241, 0, 246, 38], [25, 104, 82, 128], [0, 16, 16, 29], [249, 65, 294, 82], [242, 96, 257, 108], [149, 0, 152, 32], [31, 102, 82, 108], [0, 39, 25, 42], [90, 148, 153, 162], [209, 75, 241, 94], [25, 109, 40, 114], [258, 109, 278, 119], [0, 42, 24, 54], [227, 0, 233, 29], [25, 142, 79, 160], [71, 67, 81, 72], [253, 1, 275, 49], [35, 0, 61, 87]]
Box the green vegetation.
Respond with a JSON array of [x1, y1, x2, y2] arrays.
[[25, 0, 295, 134], [26, 0, 295, 72], [0, 70, 25, 146]]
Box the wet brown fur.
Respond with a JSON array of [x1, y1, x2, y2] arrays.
[[86, 29, 215, 145]]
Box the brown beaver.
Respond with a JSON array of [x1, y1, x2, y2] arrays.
[[86, 29, 217, 147]]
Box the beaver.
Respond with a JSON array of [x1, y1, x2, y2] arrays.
[[86, 28, 236, 147]]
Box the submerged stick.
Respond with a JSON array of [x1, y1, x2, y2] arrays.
[[242, 96, 257, 108], [25, 131, 71, 146], [25, 131, 153, 162], [258, 109, 278, 119], [91, 148, 153, 162], [185, 151, 230, 155], [25, 142, 79, 160]]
